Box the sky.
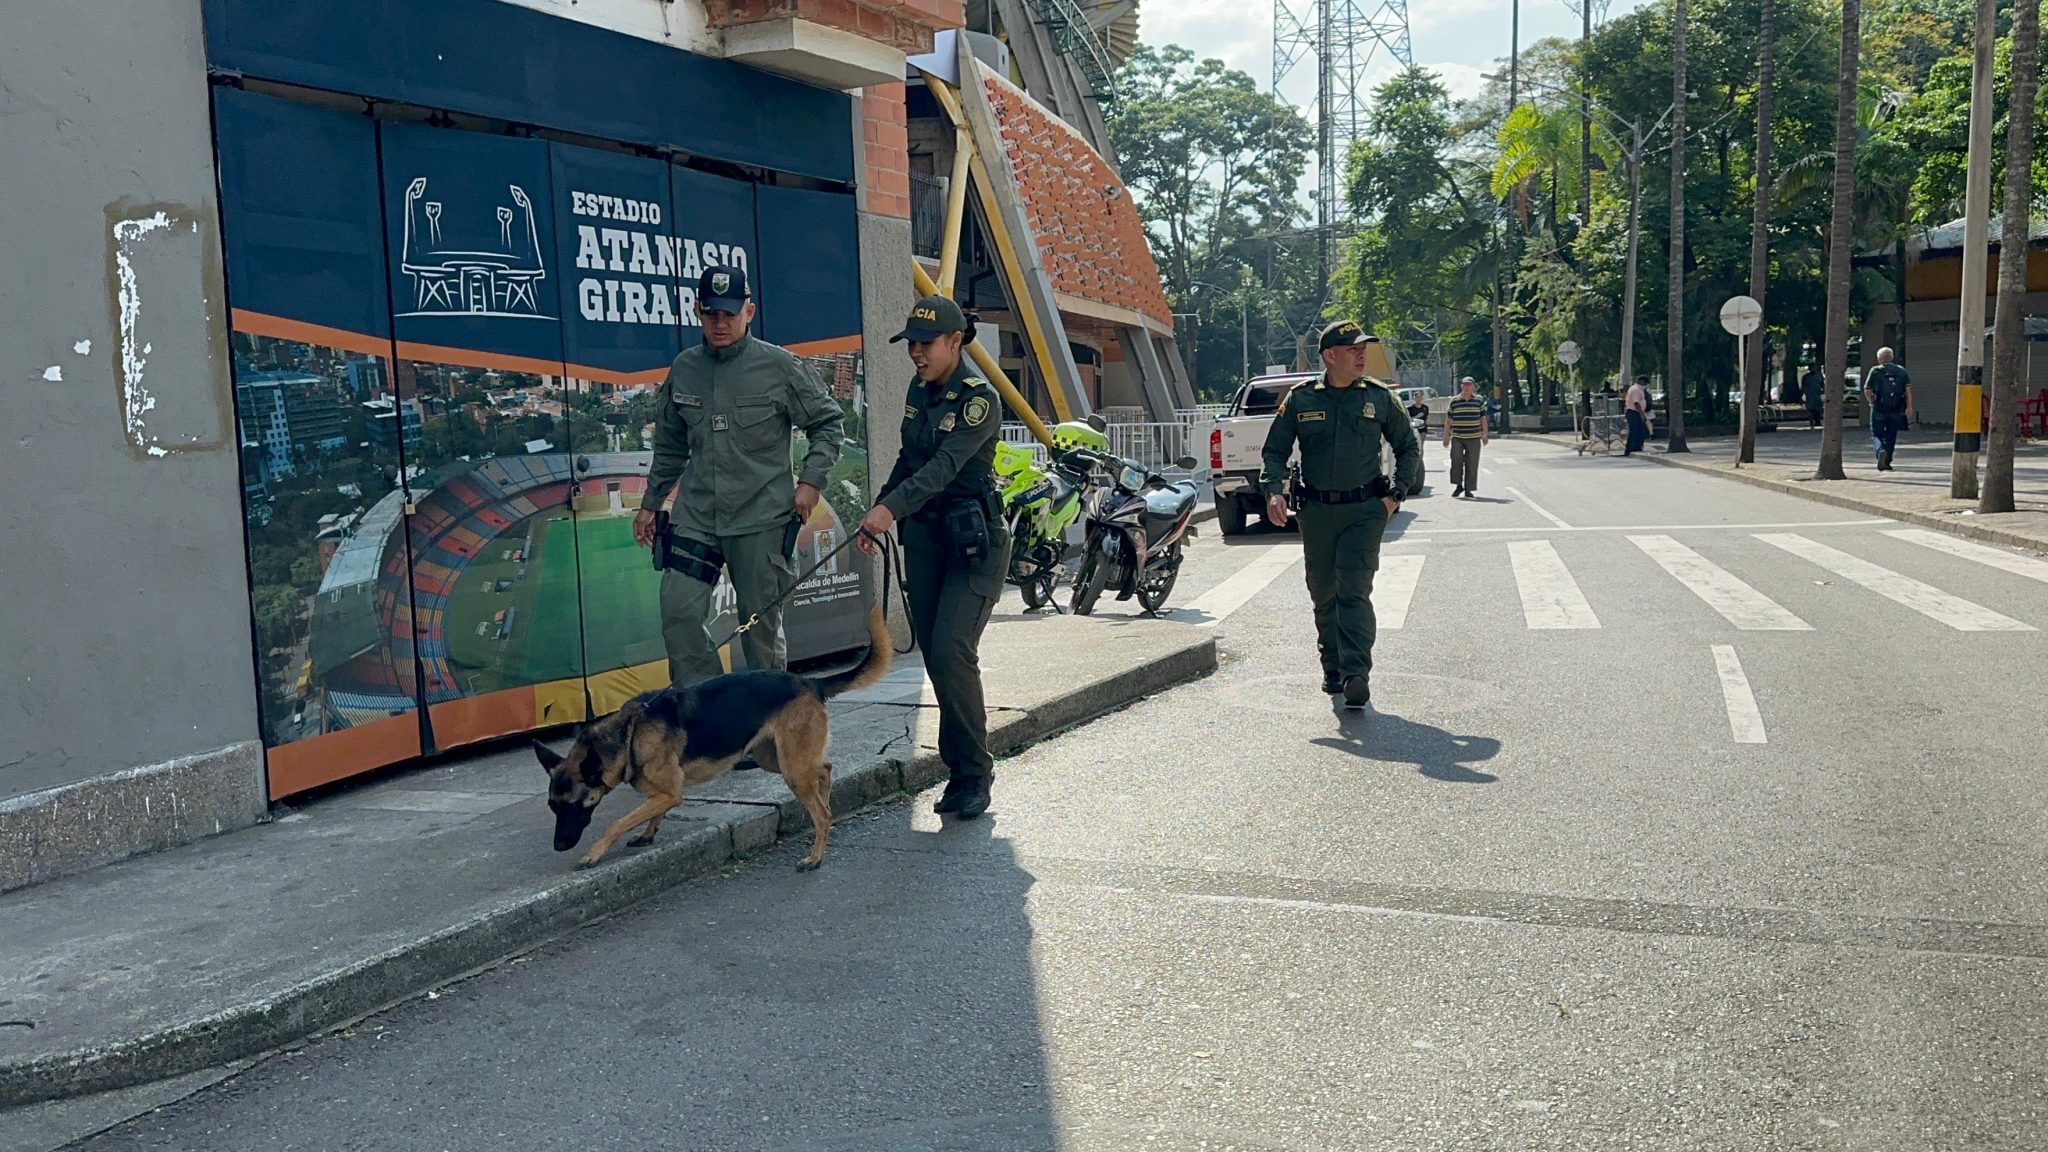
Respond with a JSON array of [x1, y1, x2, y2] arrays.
[[1142, 0, 1650, 110]]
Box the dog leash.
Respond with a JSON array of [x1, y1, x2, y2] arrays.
[[710, 523, 914, 655]]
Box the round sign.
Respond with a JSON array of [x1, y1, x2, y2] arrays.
[[1720, 295, 1763, 336], [1556, 340, 1582, 366]]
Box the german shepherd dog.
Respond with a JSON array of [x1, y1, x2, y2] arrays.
[[534, 604, 890, 872]]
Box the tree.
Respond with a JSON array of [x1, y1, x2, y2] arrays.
[[1819, 0, 1862, 480], [1666, 0, 1690, 452], [1983, 0, 2040, 513], [1740, 0, 1776, 464]]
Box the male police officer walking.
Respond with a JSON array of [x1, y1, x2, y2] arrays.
[[634, 265, 845, 692], [1261, 320, 1422, 709], [856, 296, 1009, 819]]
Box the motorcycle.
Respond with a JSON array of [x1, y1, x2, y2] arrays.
[[994, 441, 1089, 610], [1067, 449, 1203, 616]]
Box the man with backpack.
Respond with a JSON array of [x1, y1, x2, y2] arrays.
[[1861, 347, 1914, 471]]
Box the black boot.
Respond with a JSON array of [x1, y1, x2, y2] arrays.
[[1321, 672, 1343, 695], [1342, 675, 1371, 709], [955, 775, 993, 820], [932, 777, 969, 814]]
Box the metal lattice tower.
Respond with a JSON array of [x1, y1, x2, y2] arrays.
[[1272, 0, 1414, 298]]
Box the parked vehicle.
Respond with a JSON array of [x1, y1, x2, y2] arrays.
[[1066, 448, 1202, 616], [993, 422, 1105, 610]]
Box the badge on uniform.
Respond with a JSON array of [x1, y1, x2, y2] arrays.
[[1364, 402, 1377, 419], [677, 394, 702, 407], [939, 413, 957, 432], [963, 396, 991, 426], [712, 414, 729, 431], [904, 404, 917, 419], [1297, 410, 1327, 422], [710, 271, 732, 296], [944, 391, 958, 401]]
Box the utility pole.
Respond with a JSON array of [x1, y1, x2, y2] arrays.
[[1579, 0, 1592, 229], [1618, 117, 1643, 394], [1950, 0, 1997, 499], [1665, 0, 1690, 452]]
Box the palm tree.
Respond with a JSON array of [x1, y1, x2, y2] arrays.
[[1984, 0, 2040, 512], [1666, 0, 1690, 452], [1740, 0, 1776, 464], [1818, 0, 1860, 480]]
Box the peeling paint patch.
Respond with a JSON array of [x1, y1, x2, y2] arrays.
[[73, 339, 92, 355], [42, 366, 62, 382], [113, 211, 173, 454]]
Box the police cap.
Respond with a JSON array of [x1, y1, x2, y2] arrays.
[[698, 265, 750, 314], [1317, 319, 1376, 351], [891, 295, 970, 343]]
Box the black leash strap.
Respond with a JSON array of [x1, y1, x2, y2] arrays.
[[709, 525, 915, 656]]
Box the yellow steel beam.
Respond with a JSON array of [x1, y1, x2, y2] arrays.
[[913, 262, 1054, 448], [936, 126, 971, 295], [920, 73, 1074, 422]]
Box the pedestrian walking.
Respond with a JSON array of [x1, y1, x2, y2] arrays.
[[1260, 320, 1422, 709], [636, 265, 846, 699], [856, 295, 1010, 819], [1624, 375, 1651, 456], [1444, 376, 1488, 498], [1802, 365, 1824, 429], [1406, 391, 1430, 464], [1862, 347, 1914, 471]]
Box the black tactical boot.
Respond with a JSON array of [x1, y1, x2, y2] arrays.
[[1322, 672, 1343, 695], [932, 776, 969, 814], [1343, 675, 1371, 709], [956, 775, 993, 820]]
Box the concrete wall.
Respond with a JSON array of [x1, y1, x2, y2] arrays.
[[0, 0, 267, 884]]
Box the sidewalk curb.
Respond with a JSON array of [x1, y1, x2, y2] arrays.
[[0, 636, 1217, 1108], [1532, 434, 2048, 555]]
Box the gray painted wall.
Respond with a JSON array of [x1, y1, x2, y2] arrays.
[[0, 0, 267, 871]]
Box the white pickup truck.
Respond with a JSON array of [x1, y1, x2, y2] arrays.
[[1199, 370, 1433, 537]]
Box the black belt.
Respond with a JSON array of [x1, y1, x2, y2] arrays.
[[1297, 485, 1373, 505]]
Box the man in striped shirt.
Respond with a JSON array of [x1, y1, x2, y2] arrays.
[[1442, 376, 1489, 498]]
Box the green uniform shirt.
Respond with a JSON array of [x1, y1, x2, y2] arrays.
[[878, 360, 1000, 520], [1259, 375, 1422, 498], [642, 334, 846, 536]]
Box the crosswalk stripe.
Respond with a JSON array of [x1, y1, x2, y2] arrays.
[[1372, 554, 1425, 630], [1756, 533, 2035, 632], [1628, 535, 1812, 630], [1712, 645, 1768, 744], [1508, 540, 1600, 629], [1176, 546, 1301, 626], [1884, 528, 2048, 586]]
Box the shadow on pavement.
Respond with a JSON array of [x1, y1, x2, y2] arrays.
[[1313, 708, 1502, 785]]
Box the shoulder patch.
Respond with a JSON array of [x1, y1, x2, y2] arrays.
[[963, 395, 991, 427], [963, 376, 988, 389], [903, 404, 917, 420]]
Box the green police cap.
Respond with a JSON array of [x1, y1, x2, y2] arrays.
[[891, 295, 969, 343], [1317, 319, 1375, 351]]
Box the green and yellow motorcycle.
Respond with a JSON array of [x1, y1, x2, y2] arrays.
[[993, 420, 1107, 610]]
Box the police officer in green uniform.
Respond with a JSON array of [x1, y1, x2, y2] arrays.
[[856, 296, 1010, 819], [1261, 320, 1422, 709], [635, 265, 846, 693]]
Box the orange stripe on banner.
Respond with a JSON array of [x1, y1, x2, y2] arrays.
[[231, 310, 395, 359], [561, 362, 670, 388], [394, 341, 568, 378], [266, 713, 423, 799], [786, 335, 863, 357], [426, 686, 542, 750]]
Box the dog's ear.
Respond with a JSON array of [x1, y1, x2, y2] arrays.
[[532, 739, 564, 773]]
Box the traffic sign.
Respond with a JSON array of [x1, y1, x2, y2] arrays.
[[1720, 295, 1763, 336], [1556, 340, 1582, 366]]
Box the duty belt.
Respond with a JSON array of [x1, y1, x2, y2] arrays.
[[1297, 484, 1373, 505]]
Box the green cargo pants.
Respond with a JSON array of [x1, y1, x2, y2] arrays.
[[659, 524, 797, 687], [1297, 499, 1389, 682], [901, 516, 1011, 779]]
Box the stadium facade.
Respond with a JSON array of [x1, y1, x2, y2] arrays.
[[1, 0, 1169, 888]]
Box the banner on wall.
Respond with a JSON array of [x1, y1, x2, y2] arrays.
[[216, 90, 867, 796]]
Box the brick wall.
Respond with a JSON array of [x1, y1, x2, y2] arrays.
[[862, 82, 910, 219], [702, 0, 963, 54]]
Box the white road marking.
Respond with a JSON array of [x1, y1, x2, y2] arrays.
[[1712, 645, 1768, 744], [1176, 546, 1302, 626], [1885, 528, 2048, 586], [1506, 487, 1571, 529], [1757, 533, 2035, 632], [1628, 535, 1812, 630], [1508, 540, 1600, 629], [1492, 457, 1518, 464], [1416, 518, 1893, 535], [1372, 554, 1425, 630]]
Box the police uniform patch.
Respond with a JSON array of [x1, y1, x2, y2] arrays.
[[677, 393, 702, 407], [904, 404, 917, 419], [711, 271, 732, 295], [963, 395, 991, 427], [939, 413, 957, 432], [944, 391, 958, 401], [1364, 402, 1377, 419], [712, 414, 729, 431], [1297, 410, 1327, 422]]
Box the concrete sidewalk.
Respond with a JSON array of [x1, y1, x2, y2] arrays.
[[0, 613, 1215, 1108], [1546, 427, 2048, 552]]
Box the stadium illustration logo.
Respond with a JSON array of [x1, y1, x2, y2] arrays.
[[399, 177, 551, 319]]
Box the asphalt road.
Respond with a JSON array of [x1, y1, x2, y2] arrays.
[[55, 440, 2048, 1150]]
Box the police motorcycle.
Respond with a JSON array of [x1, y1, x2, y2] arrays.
[[992, 421, 1107, 610], [1066, 446, 1203, 617]]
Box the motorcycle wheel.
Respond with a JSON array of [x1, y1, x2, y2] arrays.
[[1136, 547, 1182, 613], [1020, 565, 1056, 610], [1071, 539, 1112, 616]]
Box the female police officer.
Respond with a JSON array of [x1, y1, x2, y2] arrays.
[[857, 296, 1010, 819]]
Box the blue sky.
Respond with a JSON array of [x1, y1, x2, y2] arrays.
[[1143, 0, 1650, 107]]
